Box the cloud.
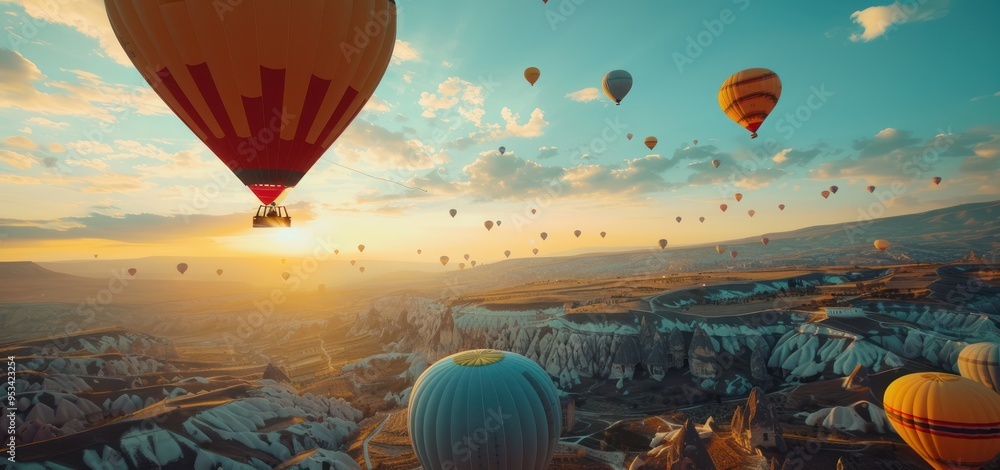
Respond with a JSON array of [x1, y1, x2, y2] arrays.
[[332, 119, 449, 171], [65, 158, 110, 172], [475, 107, 549, 141], [536, 146, 559, 160], [392, 40, 420, 63], [18, 127, 30, 134], [3, 135, 37, 150], [0, 149, 36, 169], [0, 49, 168, 121], [849, 0, 950, 41], [48, 143, 65, 153], [442, 60, 453, 68], [970, 92, 1000, 102], [26, 117, 70, 129], [67, 140, 114, 155], [8, 0, 131, 66], [0, 210, 263, 243], [418, 77, 485, 122], [771, 147, 829, 167], [362, 95, 391, 113], [565, 87, 600, 102]]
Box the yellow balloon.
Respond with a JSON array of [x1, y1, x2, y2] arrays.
[[644, 136, 657, 151], [524, 67, 540, 86], [718, 68, 781, 139], [874, 239, 891, 252], [958, 343, 1000, 393], [884, 372, 1000, 470]]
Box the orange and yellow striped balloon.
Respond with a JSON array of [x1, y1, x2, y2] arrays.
[[718, 68, 781, 139], [884, 373, 1000, 469], [105, 0, 397, 205]]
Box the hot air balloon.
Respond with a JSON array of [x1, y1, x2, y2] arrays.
[[602, 70, 632, 105], [867, 185, 876, 193], [106, 0, 398, 228], [958, 343, 1000, 393], [531, 208, 537, 215], [485, 220, 494, 231], [359, 267, 365, 273], [471, 260, 477, 267], [933, 176, 942, 185], [504, 250, 511, 258], [626, 133, 633, 140], [699, 217, 705, 223], [718, 68, 781, 139], [540, 232, 548, 241], [574, 230, 582, 238], [176, 263, 188, 275], [600, 231, 606, 238], [449, 208, 457, 218], [280, 258, 286, 264], [464, 254, 470, 261], [711, 159, 721, 169], [693, 139, 699, 145], [499, 146, 506, 155], [216, 269, 223, 276], [409, 350, 561, 470], [658, 239, 668, 249], [874, 239, 891, 252], [734, 193, 743, 202], [358, 244, 365, 253], [730, 250, 738, 259], [282, 272, 290, 281], [884, 372, 1000, 470], [720, 204, 728, 212], [716, 245, 726, 254], [644, 136, 657, 151], [93, 254, 98, 259], [417, 249, 422, 254], [334, 249, 340, 255], [533, 248, 539, 255], [747, 210, 755, 217], [778, 204, 785, 211], [496, 220, 502, 226], [829, 185, 839, 194], [676, 216, 682, 223], [439, 256, 449, 266], [458, 263, 465, 270], [127, 268, 137, 277], [524, 67, 540, 86], [821, 190, 830, 199], [761, 237, 769, 246]]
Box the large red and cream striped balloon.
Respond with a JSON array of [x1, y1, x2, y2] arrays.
[[105, 0, 397, 205]]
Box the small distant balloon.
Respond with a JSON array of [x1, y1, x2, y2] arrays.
[[874, 239, 891, 252], [747, 210, 755, 217], [127, 268, 137, 277], [350, 260, 356, 266], [711, 159, 721, 169], [524, 67, 540, 86], [464, 254, 470, 261], [761, 237, 770, 246], [359, 267, 365, 273], [94, 254, 98, 259], [730, 250, 738, 259], [600, 231, 606, 238], [498, 146, 506, 155], [417, 249, 422, 254], [693, 139, 699, 145], [734, 193, 743, 202], [821, 190, 831, 199], [484, 220, 494, 231], [459, 263, 465, 270], [449, 208, 457, 218], [602, 69, 633, 105], [574, 230, 582, 238], [644, 136, 657, 151], [658, 239, 668, 250], [334, 249, 339, 255], [281, 258, 286, 264], [675, 216, 682, 223], [716, 245, 726, 254], [282, 272, 290, 281], [471, 260, 477, 267], [829, 185, 839, 194], [533, 248, 539, 255], [540, 232, 548, 241], [778, 204, 785, 211], [531, 208, 537, 215], [504, 250, 511, 258], [440, 256, 449, 266], [496, 220, 502, 227], [626, 133, 633, 140], [358, 244, 365, 253], [216, 269, 223, 276], [699, 217, 705, 223], [933, 176, 942, 185], [176, 263, 188, 275], [720, 204, 728, 212], [867, 185, 876, 193]]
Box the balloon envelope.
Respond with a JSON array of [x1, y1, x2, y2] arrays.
[[439, 256, 449, 266], [359, 267, 365, 273], [821, 190, 830, 199], [658, 239, 667, 249], [498, 146, 506, 155], [734, 193, 743, 202], [867, 185, 876, 193], [958, 343, 1000, 393], [720, 204, 728, 212], [730, 250, 738, 259], [626, 133, 633, 140], [711, 159, 721, 168], [533, 248, 539, 255], [675, 216, 682, 223], [484, 220, 494, 231], [600, 231, 606, 238], [458, 263, 465, 270], [874, 239, 891, 252], [127, 268, 137, 277], [699, 217, 705, 223], [933, 176, 942, 185], [282, 272, 290, 281], [540, 232, 548, 241], [778, 204, 785, 211], [644, 136, 657, 150], [449, 209, 457, 218], [176, 263, 188, 275], [524, 67, 540, 86], [464, 254, 470, 261], [408, 350, 561, 470], [718, 68, 781, 139], [829, 185, 839, 194], [574, 230, 581, 238], [716, 245, 726, 254], [105, 0, 398, 205], [504, 250, 511, 258], [417, 249, 422, 254], [602, 70, 633, 105], [761, 237, 769, 246], [358, 244, 365, 253], [216, 269, 223, 276], [884, 372, 1000, 470], [350, 260, 356, 266], [747, 210, 755, 217]]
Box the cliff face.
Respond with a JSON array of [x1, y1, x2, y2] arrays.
[[666, 419, 716, 470], [730, 387, 787, 454], [688, 326, 719, 379]]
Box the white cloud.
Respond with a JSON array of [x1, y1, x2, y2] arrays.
[[392, 40, 420, 64], [49, 143, 65, 153], [363, 96, 391, 113], [970, 91, 1000, 102], [849, 0, 950, 42], [18, 127, 31, 134], [772, 148, 792, 164], [476, 107, 549, 141], [26, 117, 70, 129], [565, 87, 600, 102], [418, 77, 485, 123], [3, 135, 37, 150], [67, 140, 114, 155], [8, 0, 131, 66], [66, 158, 110, 172], [442, 60, 453, 68], [0, 149, 36, 169], [402, 73, 413, 83], [332, 119, 449, 171]]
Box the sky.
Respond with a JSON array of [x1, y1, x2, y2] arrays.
[[0, 0, 997, 265]]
